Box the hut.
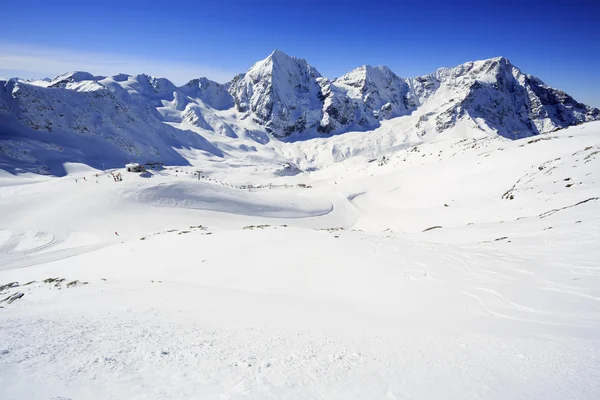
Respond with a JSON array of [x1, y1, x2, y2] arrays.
[[125, 162, 145, 173]]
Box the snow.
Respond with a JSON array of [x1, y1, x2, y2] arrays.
[[1, 50, 600, 398], [332, 64, 410, 120], [124, 181, 333, 218], [1, 120, 600, 399], [228, 50, 325, 136], [2, 52, 598, 178]]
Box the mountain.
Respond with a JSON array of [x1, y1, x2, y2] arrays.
[[404, 57, 599, 138], [227, 51, 412, 135], [228, 50, 325, 137], [1, 51, 598, 174], [327, 65, 411, 127], [227, 53, 598, 138], [0, 77, 222, 175]]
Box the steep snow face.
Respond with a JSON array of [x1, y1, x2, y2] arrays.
[[405, 57, 599, 138], [179, 78, 233, 111], [228, 50, 325, 137], [316, 65, 413, 134], [317, 78, 356, 134], [333, 65, 411, 121], [103, 74, 178, 106]]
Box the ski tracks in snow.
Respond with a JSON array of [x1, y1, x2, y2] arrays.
[[363, 235, 600, 330], [0, 229, 104, 271]]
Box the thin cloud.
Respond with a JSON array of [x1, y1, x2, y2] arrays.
[[0, 42, 237, 84]]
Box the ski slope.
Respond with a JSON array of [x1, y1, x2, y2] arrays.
[[1, 122, 600, 399]]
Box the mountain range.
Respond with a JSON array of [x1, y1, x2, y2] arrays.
[[1, 50, 598, 174]]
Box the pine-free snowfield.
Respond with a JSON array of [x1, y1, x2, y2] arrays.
[[1, 123, 600, 399]]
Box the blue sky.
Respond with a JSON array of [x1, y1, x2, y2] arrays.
[[2, 0, 599, 106]]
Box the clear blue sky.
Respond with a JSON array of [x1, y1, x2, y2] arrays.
[[1, 0, 599, 106]]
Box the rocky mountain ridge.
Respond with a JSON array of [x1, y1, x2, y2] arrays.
[[1, 51, 598, 174]]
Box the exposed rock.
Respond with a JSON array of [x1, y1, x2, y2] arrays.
[[1, 292, 24, 304]]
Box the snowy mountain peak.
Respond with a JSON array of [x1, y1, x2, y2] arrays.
[[133, 74, 177, 95], [228, 50, 324, 136], [185, 77, 213, 89], [335, 64, 402, 87], [475, 56, 514, 71], [480, 56, 510, 64], [427, 56, 512, 84], [327, 64, 410, 125], [265, 50, 315, 70], [268, 49, 296, 63], [111, 73, 132, 83], [246, 49, 322, 81], [180, 77, 234, 111], [270, 49, 288, 57], [1, 52, 599, 175], [403, 55, 599, 138], [49, 71, 101, 88]]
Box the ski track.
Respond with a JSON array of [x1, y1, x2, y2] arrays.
[[0, 230, 105, 271]]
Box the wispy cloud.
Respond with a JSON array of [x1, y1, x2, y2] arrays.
[[0, 42, 237, 84]]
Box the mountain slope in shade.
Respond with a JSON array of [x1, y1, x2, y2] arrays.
[[0, 78, 223, 175]]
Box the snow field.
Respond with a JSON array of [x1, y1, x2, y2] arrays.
[[1, 122, 600, 399]]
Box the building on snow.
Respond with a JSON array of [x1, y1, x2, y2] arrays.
[[125, 163, 145, 173]]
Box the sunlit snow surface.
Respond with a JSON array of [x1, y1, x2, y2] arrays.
[[1, 122, 600, 399]]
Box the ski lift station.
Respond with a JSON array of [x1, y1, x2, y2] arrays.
[[125, 162, 145, 173]]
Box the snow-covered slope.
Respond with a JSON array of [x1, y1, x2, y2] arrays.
[[2, 47, 600, 399], [405, 57, 599, 138], [0, 77, 223, 175], [1, 52, 599, 175], [226, 53, 598, 138], [1, 122, 599, 399], [332, 65, 410, 121]]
